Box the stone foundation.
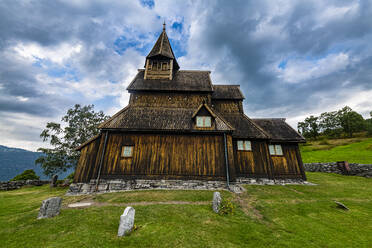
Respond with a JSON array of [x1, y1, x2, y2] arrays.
[[304, 163, 372, 177], [67, 178, 313, 195], [0, 180, 50, 191]]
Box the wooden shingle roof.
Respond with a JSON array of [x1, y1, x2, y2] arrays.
[[99, 106, 233, 132], [218, 113, 269, 139], [127, 70, 213, 92], [252, 118, 306, 142], [146, 27, 179, 69], [212, 85, 245, 100]]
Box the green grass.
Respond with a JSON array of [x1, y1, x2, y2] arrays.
[[1, 173, 372, 247], [301, 138, 372, 163]]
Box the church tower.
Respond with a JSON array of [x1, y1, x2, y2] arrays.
[[144, 23, 179, 80]]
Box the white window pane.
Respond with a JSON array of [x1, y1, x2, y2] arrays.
[[275, 145, 283, 155], [237, 140, 244, 150], [196, 116, 203, 127], [204, 116, 211, 127], [269, 145, 275, 155], [245, 141, 252, 151], [122, 146, 133, 157]]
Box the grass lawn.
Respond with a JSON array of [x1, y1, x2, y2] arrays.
[[1, 173, 371, 247], [300, 137, 372, 164]]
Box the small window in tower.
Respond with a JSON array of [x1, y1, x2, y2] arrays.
[[196, 116, 212, 127], [121, 146, 133, 158], [162, 62, 167, 70]]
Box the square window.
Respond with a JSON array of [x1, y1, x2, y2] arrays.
[[237, 140, 252, 151], [122, 146, 133, 158], [196, 116, 212, 127]]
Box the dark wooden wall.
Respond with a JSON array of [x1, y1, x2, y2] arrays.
[[233, 140, 272, 178], [269, 143, 306, 180], [74, 136, 102, 183], [74, 132, 235, 182]]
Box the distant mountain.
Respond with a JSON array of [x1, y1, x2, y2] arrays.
[[0, 145, 73, 181]]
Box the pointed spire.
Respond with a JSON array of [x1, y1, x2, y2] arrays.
[[146, 22, 179, 70]]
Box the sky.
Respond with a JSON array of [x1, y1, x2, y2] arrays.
[[1, 0, 372, 151]]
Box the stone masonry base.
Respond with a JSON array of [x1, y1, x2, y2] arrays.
[[67, 178, 313, 195]]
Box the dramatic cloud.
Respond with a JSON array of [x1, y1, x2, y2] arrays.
[[1, 0, 372, 151]]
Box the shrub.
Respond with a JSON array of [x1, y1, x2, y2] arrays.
[[66, 172, 75, 180], [319, 138, 330, 145], [218, 199, 235, 215], [11, 169, 40, 181]]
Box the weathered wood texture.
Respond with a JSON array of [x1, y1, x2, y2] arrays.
[[75, 133, 234, 182], [212, 100, 243, 114], [129, 92, 210, 108], [74, 136, 101, 183], [269, 144, 304, 179], [233, 140, 272, 178]]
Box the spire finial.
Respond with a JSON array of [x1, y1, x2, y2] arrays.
[[163, 21, 166, 31]]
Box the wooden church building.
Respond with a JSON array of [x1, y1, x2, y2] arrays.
[[73, 24, 306, 186]]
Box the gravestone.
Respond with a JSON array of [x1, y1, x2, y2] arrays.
[[37, 197, 62, 219], [50, 175, 58, 187], [118, 207, 135, 237], [212, 192, 222, 213]]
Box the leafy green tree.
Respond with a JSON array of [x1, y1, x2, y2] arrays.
[[318, 111, 342, 138], [297, 115, 319, 139], [36, 104, 110, 177], [366, 111, 372, 136], [11, 169, 40, 181], [338, 106, 365, 137]]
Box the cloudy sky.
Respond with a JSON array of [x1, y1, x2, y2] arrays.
[[1, 0, 372, 151]]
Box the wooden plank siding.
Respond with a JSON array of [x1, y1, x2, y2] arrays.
[[269, 143, 304, 179], [75, 133, 234, 182], [233, 140, 272, 178], [73, 136, 101, 183]]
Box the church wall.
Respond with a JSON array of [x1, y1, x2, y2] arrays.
[[233, 140, 272, 178], [85, 132, 234, 181], [129, 92, 211, 108], [269, 143, 306, 180]]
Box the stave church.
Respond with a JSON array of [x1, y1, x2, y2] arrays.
[[72, 24, 306, 190]]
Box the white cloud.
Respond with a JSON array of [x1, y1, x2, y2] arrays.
[[277, 53, 350, 83]]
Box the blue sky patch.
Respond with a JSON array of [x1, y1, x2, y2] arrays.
[[140, 0, 154, 9]]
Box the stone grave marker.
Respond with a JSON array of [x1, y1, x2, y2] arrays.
[[37, 197, 62, 219], [118, 206, 135, 237], [212, 192, 222, 213]]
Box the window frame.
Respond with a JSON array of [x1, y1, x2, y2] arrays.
[[237, 140, 252, 151], [121, 146, 134, 158], [268, 144, 283, 156], [196, 116, 212, 127]]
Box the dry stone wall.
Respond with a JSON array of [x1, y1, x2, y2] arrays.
[[304, 163, 372, 178], [0, 180, 49, 190]]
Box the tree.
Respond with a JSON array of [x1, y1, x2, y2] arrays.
[[36, 104, 110, 177], [297, 115, 319, 139], [318, 111, 342, 138], [11, 169, 40, 181], [338, 106, 365, 137]]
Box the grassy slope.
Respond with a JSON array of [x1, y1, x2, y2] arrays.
[[300, 137, 372, 164], [1, 173, 372, 247]]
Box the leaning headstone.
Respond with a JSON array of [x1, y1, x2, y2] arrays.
[[50, 175, 58, 188], [334, 200, 349, 211], [37, 197, 62, 219], [212, 192, 222, 213], [118, 207, 135, 237]]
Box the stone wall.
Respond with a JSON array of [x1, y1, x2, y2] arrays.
[[304, 162, 372, 177], [0, 180, 50, 191]]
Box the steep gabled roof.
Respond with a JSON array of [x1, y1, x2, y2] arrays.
[[218, 113, 269, 139], [127, 70, 213, 92], [252, 118, 306, 142], [212, 85, 245, 100], [99, 105, 233, 132], [146, 26, 179, 69]]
